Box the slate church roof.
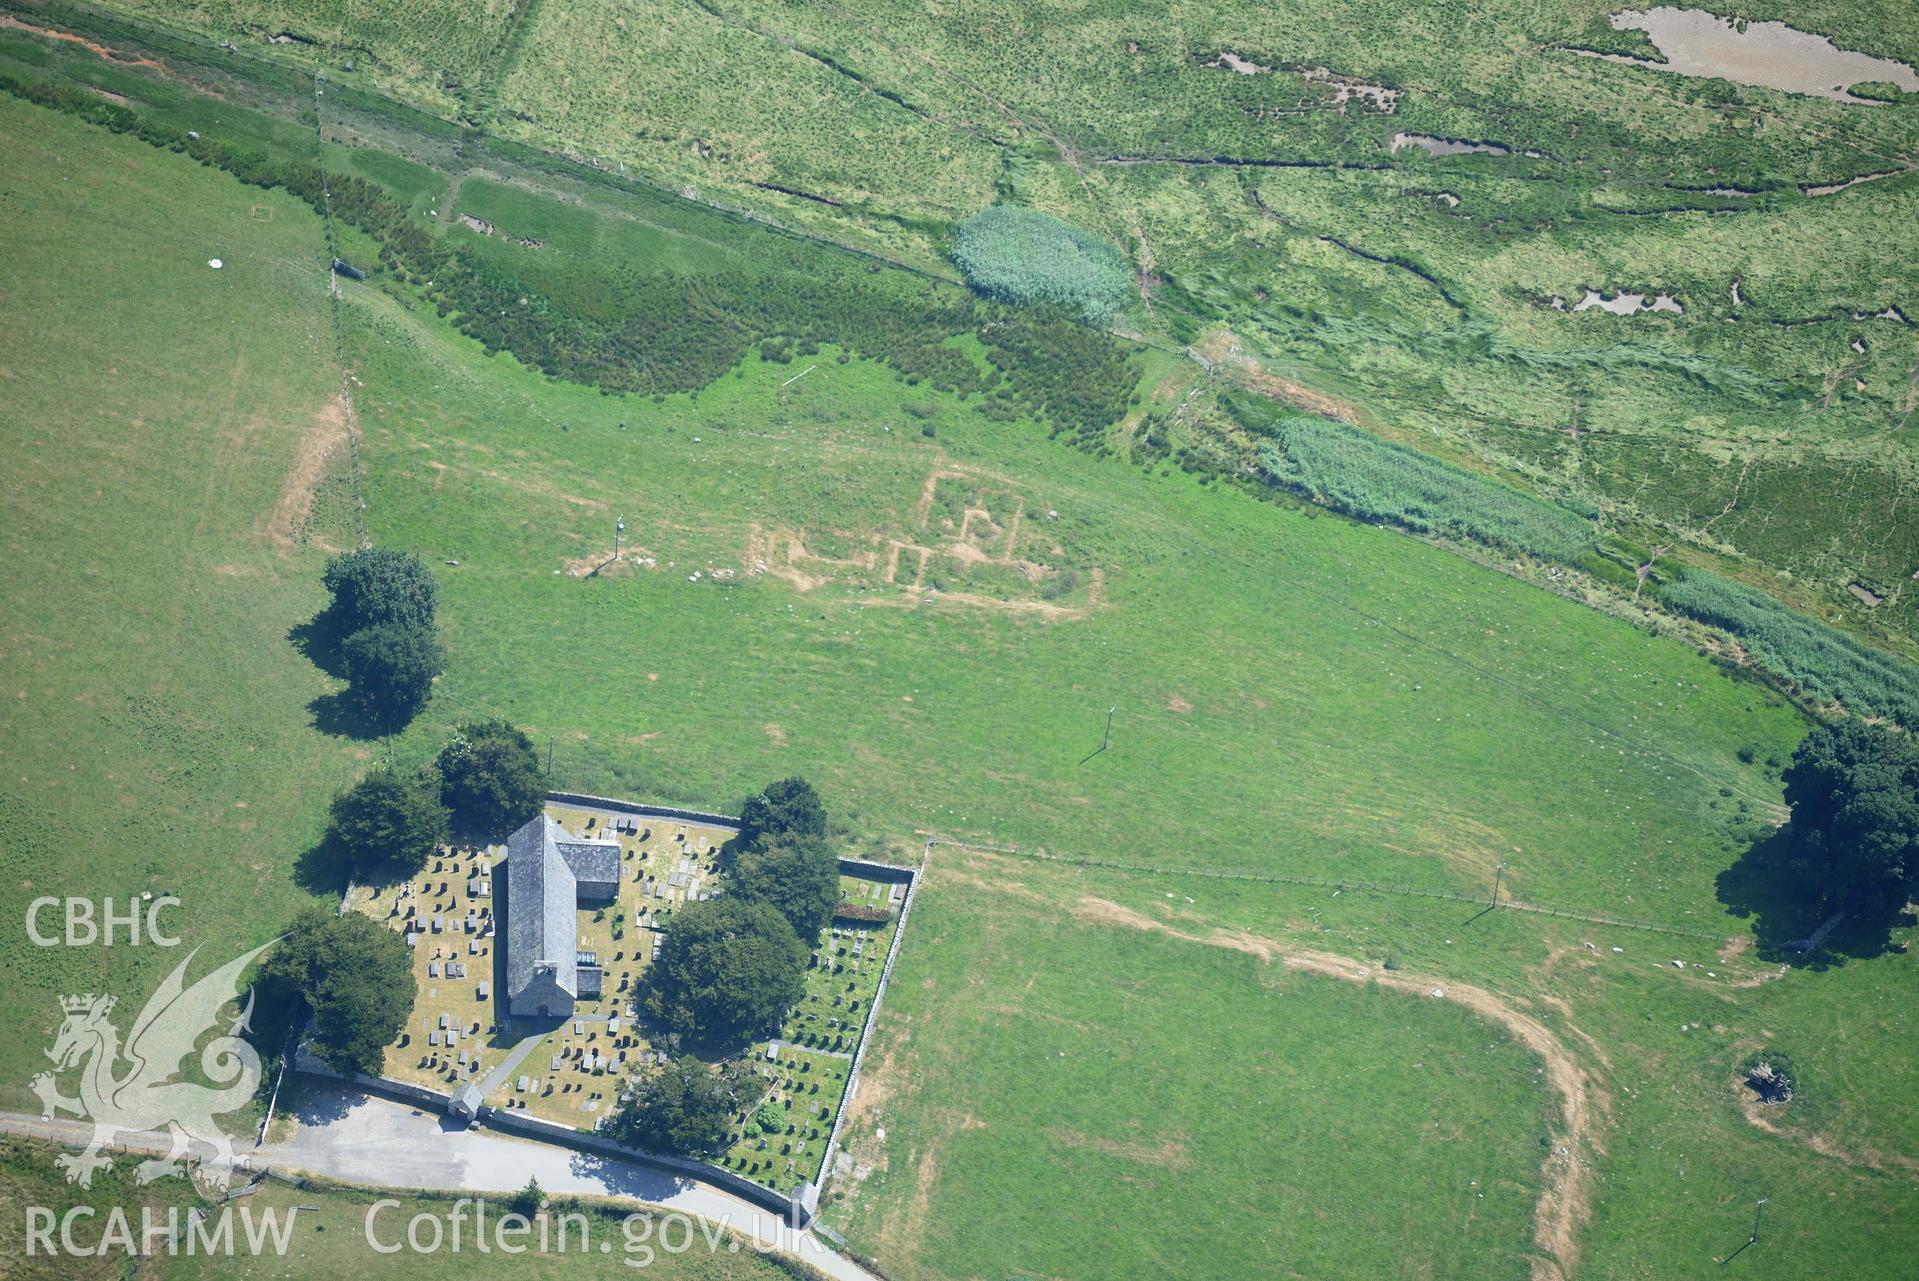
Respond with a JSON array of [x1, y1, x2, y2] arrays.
[[556, 838, 620, 897], [504, 815, 621, 1012]]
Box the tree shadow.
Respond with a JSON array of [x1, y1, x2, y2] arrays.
[[446, 811, 513, 847], [293, 832, 354, 898], [294, 607, 424, 741], [294, 835, 425, 903], [283, 1076, 357, 1127], [1715, 828, 1911, 968], [308, 687, 419, 741], [565, 1151, 696, 1202], [671, 1023, 763, 1061], [288, 608, 351, 681], [354, 852, 427, 892]]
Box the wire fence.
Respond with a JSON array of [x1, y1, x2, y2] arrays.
[[309, 73, 371, 551], [928, 838, 1730, 941]]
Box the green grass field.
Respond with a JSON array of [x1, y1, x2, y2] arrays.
[[0, 13, 1916, 1281], [830, 851, 1919, 1280], [826, 858, 1552, 1281], [0, 93, 359, 1096], [342, 287, 1807, 921]]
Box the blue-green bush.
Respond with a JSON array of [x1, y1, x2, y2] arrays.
[[1240, 399, 1593, 560], [1659, 571, 1919, 727], [951, 207, 1131, 323]]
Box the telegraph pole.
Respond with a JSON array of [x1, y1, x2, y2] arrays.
[[614, 516, 625, 559], [1490, 862, 1506, 907], [1078, 704, 1118, 766], [1719, 1197, 1768, 1265]]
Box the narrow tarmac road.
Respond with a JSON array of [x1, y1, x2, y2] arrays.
[[0, 1079, 875, 1281]]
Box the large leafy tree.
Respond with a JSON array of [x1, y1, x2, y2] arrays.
[[258, 909, 416, 1077], [605, 1056, 757, 1157], [327, 768, 448, 875], [340, 621, 443, 723], [732, 776, 827, 853], [316, 548, 444, 728], [322, 547, 439, 633], [1781, 721, 1919, 919], [437, 720, 545, 841], [731, 830, 840, 947], [643, 898, 808, 1046]]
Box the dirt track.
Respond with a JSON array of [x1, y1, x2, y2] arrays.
[[1072, 896, 1606, 1281], [1733, 1074, 1919, 1177]]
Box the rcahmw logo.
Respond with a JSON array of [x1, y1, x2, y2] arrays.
[[26, 894, 181, 947], [31, 940, 275, 1191], [26, 1203, 301, 1258]]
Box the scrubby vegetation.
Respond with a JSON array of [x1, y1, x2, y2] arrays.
[[982, 311, 1139, 441], [1238, 397, 1593, 560], [508, 1176, 545, 1218], [951, 206, 1132, 324], [0, 74, 1142, 444], [1661, 571, 1919, 727]]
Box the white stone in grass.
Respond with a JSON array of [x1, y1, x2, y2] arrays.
[[208, 259, 223, 269]]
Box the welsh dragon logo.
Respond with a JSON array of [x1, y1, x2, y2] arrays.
[[30, 941, 275, 1190]]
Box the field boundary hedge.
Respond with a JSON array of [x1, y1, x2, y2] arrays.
[[1233, 395, 1594, 561], [0, 67, 1136, 435]]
